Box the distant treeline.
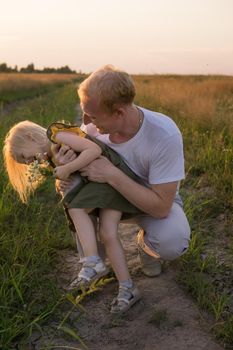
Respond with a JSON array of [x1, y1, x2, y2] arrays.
[[0, 62, 77, 74]]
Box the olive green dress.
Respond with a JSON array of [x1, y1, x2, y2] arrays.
[[47, 122, 143, 217]]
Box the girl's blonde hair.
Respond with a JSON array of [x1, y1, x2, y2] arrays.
[[78, 64, 136, 113], [3, 120, 47, 203]]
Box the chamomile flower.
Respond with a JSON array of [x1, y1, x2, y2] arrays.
[[26, 154, 53, 184]]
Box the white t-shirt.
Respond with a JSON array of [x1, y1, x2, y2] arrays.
[[81, 107, 185, 190]]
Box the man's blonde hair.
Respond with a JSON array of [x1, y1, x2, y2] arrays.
[[78, 65, 136, 113], [3, 120, 47, 203]]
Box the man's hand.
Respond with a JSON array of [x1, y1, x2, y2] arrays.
[[80, 156, 117, 183], [52, 144, 77, 166]]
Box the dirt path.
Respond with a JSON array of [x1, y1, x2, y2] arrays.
[[30, 223, 224, 350]]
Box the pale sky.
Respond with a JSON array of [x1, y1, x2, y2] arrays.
[[1, 0, 233, 75]]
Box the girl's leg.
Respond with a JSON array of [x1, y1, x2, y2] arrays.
[[99, 209, 130, 282], [68, 208, 98, 257], [68, 208, 109, 289], [99, 209, 141, 313]]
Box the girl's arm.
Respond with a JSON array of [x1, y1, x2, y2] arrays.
[[53, 131, 102, 179]]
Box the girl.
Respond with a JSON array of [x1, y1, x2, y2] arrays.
[[3, 120, 141, 314]]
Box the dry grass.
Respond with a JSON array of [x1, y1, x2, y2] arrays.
[[0, 73, 85, 92], [133, 75, 233, 127]]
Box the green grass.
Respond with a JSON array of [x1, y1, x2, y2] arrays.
[[0, 84, 58, 105], [148, 308, 168, 328], [0, 83, 80, 349], [178, 126, 232, 346], [135, 79, 233, 347], [0, 76, 232, 348], [177, 128, 233, 346], [0, 74, 83, 107]]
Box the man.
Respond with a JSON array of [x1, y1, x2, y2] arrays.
[[56, 64, 190, 277]]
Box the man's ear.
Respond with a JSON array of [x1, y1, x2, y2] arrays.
[[114, 106, 124, 119]]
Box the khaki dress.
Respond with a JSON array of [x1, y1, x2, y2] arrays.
[[47, 122, 143, 218]]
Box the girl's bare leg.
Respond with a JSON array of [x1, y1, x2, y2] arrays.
[[99, 209, 131, 282], [68, 208, 109, 290], [68, 208, 98, 257]]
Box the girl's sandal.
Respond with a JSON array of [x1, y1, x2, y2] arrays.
[[110, 285, 141, 314], [69, 259, 109, 290]]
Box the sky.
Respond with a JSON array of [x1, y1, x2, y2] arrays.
[[1, 0, 233, 75]]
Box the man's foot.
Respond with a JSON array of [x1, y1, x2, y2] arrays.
[[69, 258, 109, 290], [110, 285, 141, 314], [137, 229, 162, 277]]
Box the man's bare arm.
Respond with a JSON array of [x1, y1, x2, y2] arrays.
[[80, 156, 178, 218]]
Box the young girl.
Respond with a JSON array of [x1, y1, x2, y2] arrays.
[[3, 120, 141, 314]]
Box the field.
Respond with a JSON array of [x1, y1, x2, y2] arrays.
[[0, 72, 85, 106], [0, 73, 232, 349]]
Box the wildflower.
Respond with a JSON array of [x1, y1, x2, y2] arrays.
[[26, 154, 53, 184]]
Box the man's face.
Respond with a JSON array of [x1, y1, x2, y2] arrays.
[[81, 97, 118, 135]]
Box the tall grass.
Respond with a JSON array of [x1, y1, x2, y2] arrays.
[[135, 74, 233, 346], [135, 75, 233, 209], [0, 73, 85, 105], [0, 83, 80, 349], [0, 74, 232, 348], [134, 75, 233, 129]]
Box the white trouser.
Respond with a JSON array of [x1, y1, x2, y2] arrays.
[[132, 202, 191, 260], [73, 202, 190, 262]]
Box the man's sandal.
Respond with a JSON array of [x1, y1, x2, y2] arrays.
[[69, 259, 109, 290], [110, 285, 141, 314]]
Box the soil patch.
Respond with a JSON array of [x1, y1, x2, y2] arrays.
[[30, 223, 224, 350]]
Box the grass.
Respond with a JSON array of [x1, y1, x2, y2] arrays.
[[0, 73, 85, 106], [148, 308, 168, 328], [0, 82, 80, 349], [0, 74, 233, 348], [134, 74, 233, 347]]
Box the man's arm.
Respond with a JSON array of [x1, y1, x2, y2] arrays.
[[80, 156, 178, 219]]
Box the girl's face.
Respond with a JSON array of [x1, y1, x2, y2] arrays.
[[18, 141, 46, 164]]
